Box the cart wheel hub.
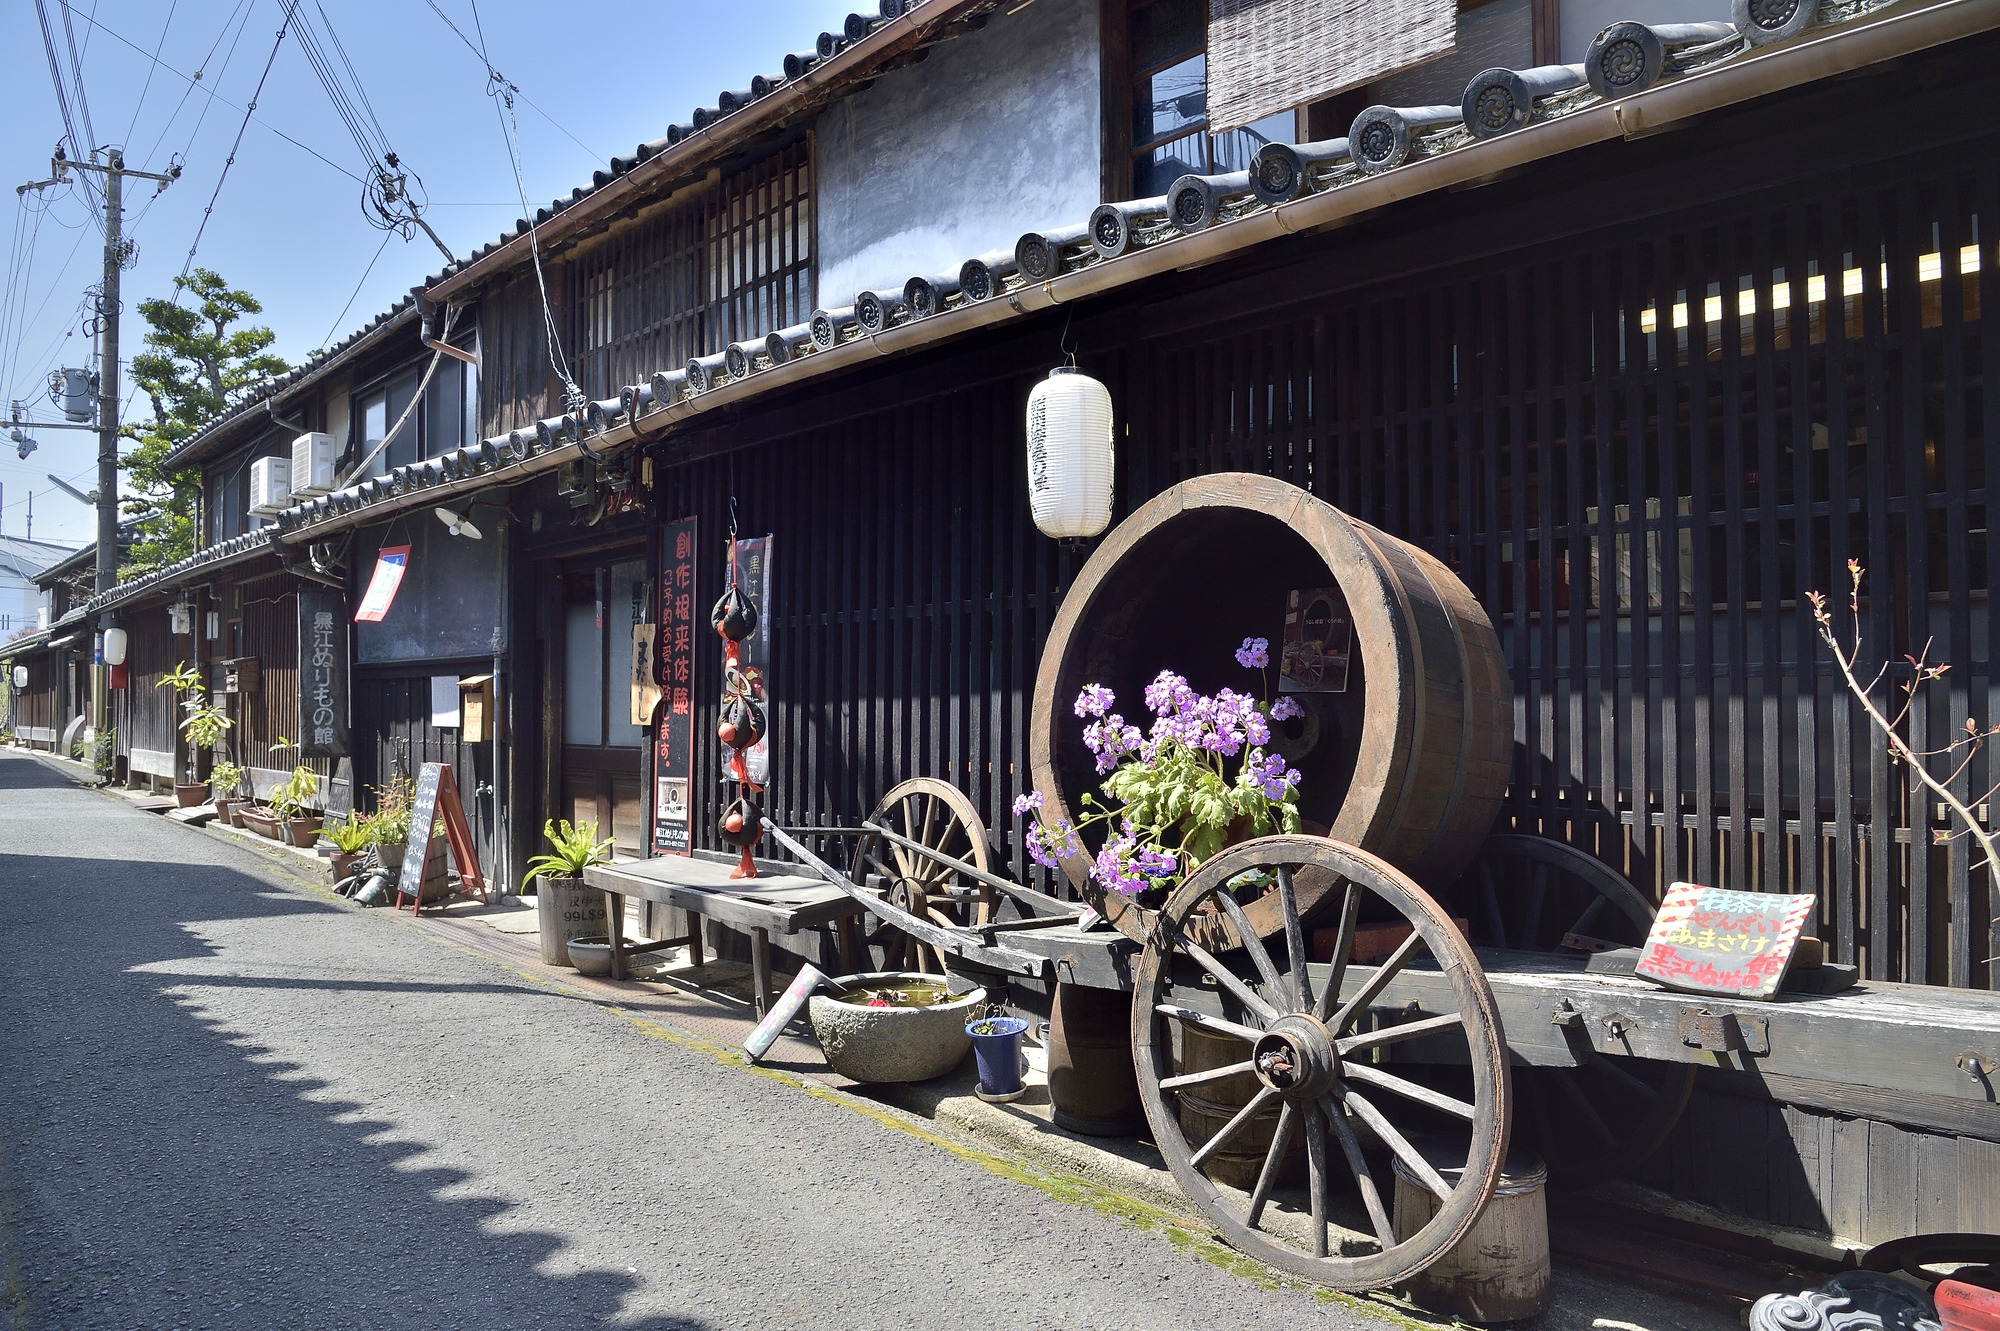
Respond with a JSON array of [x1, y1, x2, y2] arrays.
[[1254, 1016, 1340, 1099]]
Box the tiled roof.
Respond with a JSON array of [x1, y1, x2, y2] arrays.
[[241, 0, 1982, 543], [80, 530, 279, 620]]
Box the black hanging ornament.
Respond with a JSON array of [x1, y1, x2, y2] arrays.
[[718, 793, 764, 848], [711, 583, 758, 642], [717, 693, 766, 750]]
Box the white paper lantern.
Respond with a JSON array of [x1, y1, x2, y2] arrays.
[[1025, 366, 1114, 540], [10, 665, 25, 690], [102, 627, 128, 666]]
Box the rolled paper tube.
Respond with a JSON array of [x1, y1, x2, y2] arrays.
[[1088, 196, 1171, 259], [816, 31, 847, 60], [744, 964, 828, 1063], [750, 72, 787, 97], [1586, 21, 1740, 97], [1460, 64, 1588, 140], [903, 271, 961, 317], [686, 351, 731, 393], [765, 322, 816, 364], [584, 397, 625, 432], [1251, 137, 1351, 206], [854, 287, 907, 333], [810, 305, 859, 350], [1167, 170, 1255, 232], [783, 50, 820, 80], [844, 12, 885, 41], [1348, 104, 1463, 174], [1015, 222, 1095, 282], [958, 251, 1017, 302], [724, 342, 760, 379], [1733, 0, 1817, 47], [649, 368, 688, 409]]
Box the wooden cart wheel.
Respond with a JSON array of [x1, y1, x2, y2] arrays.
[[1133, 835, 1510, 1291], [1444, 834, 1694, 1189], [848, 778, 997, 975]]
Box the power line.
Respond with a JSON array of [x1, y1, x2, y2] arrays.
[[122, 0, 181, 147], [421, 0, 602, 161], [316, 231, 391, 352], [137, 0, 252, 170]]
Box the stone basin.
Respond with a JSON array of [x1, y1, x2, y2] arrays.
[[808, 973, 987, 1083]]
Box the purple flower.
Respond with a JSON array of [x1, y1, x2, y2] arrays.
[[1025, 817, 1081, 868], [1074, 683, 1115, 718], [1090, 821, 1180, 896], [1084, 713, 1143, 774], [1245, 749, 1302, 800], [1143, 670, 1193, 717], [1012, 790, 1043, 817], [1235, 637, 1270, 670], [1270, 695, 1304, 722]]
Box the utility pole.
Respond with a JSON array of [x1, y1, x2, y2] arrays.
[[18, 146, 177, 736]]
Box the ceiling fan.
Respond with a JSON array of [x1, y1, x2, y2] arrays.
[[434, 504, 482, 540]]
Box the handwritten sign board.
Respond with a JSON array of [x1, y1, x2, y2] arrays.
[[652, 517, 697, 855], [297, 586, 348, 757], [1636, 883, 1817, 999], [395, 761, 488, 913]]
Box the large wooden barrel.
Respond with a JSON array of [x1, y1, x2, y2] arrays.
[[1030, 473, 1510, 940]]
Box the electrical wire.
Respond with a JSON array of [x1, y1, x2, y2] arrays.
[[34, 0, 103, 229], [420, 0, 602, 160], [121, 0, 179, 146], [315, 232, 392, 353]]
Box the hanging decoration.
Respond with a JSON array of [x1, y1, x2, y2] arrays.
[[712, 525, 765, 879], [1025, 365, 1115, 540]]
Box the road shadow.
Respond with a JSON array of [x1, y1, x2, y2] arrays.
[[0, 770, 716, 1331]]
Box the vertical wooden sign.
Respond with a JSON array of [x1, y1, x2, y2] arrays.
[[298, 586, 349, 757], [652, 517, 697, 854]]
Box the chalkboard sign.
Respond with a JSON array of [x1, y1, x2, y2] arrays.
[[1636, 883, 1817, 999], [354, 520, 505, 665], [395, 761, 488, 913]]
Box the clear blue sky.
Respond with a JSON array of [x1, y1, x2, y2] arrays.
[[0, 0, 864, 547]]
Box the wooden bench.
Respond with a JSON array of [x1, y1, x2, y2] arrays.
[[582, 856, 870, 1015]]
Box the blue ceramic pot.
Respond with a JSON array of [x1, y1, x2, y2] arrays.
[[965, 1015, 1029, 1096]]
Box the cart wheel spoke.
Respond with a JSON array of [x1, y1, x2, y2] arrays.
[[1336, 1011, 1464, 1056], [1312, 883, 1360, 1024], [1161, 1059, 1259, 1091], [1523, 860, 1550, 947], [1343, 1062, 1478, 1121], [1245, 1100, 1299, 1229], [1179, 938, 1283, 1026], [1303, 1101, 1331, 1258], [1478, 861, 1510, 949], [1276, 866, 1311, 1013], [1189, 1084, 1281, 1171], [1570, 893, 1610, 939], [1214, 889, 1288, 1002], [1153, 1003, 1263, 1044], [1323, 1094, 1394, 1247], [1344, 1090, 1452, 1201], [1330, 930, 1427, 1036], [1548, 1067, 1621, 1151], [860, 851, 899, 886]]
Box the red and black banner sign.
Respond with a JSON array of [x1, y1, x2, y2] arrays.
[[652, 517, 697, 854]]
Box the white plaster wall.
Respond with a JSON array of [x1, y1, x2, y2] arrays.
[[1560, 0, 1733, 63], [815, 0, 1102, 307]]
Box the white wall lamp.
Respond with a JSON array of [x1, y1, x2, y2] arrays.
[[1025, 365, 1115, 541]]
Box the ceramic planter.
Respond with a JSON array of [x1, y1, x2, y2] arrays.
[[174, 783, 208, 808], [330, 851, 360, 881], [286, 816, 323, 847], [536, 876, 607, 966], [240, 808, 281, 839]]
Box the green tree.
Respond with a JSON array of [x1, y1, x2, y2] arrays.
[[119, 269, 288, 577]]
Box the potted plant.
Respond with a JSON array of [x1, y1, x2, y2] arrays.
[[526, 818, 613, 967], [324, 815, 374, 881], [208, 760, 247, 821], [262, 737, 321, 846], [367, 774, 415, 872], [158, 662, 232, 806]]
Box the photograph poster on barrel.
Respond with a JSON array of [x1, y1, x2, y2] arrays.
[[653, 517, 697, 854], [1280, 587, 1353, 693]]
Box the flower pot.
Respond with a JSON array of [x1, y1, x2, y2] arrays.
[[565, 935, 617, 977], [240, 808, 281, 839], [330, 851, 360, 881], [966, 1015, 1030, 1100], [536, 876, 607, 966], [807, 974, 986, 1084], [174, 782, 208, 808], [212, 797, 235, 823], [375, 841, 405, 872], [286, 816, 323, 847]]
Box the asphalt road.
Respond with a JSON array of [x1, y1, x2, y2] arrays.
[[0, 752, 1388, 1331]]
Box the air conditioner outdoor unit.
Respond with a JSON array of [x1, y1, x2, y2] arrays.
[[248, 455, 292, 516], [290, 431, 339, 496]]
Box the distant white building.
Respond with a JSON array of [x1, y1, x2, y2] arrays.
[[0, 535, 75, 642]]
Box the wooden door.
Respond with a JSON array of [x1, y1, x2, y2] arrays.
[[558, 557, 647, 858]]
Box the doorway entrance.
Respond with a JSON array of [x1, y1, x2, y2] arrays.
[[559, 556, 648, 858]]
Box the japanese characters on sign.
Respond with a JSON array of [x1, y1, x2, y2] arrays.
[[353, 544, 410, 623], [652, 517, 697, 855], [1635, 883, 1818, 1000], [298, 586, 348, 757]]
